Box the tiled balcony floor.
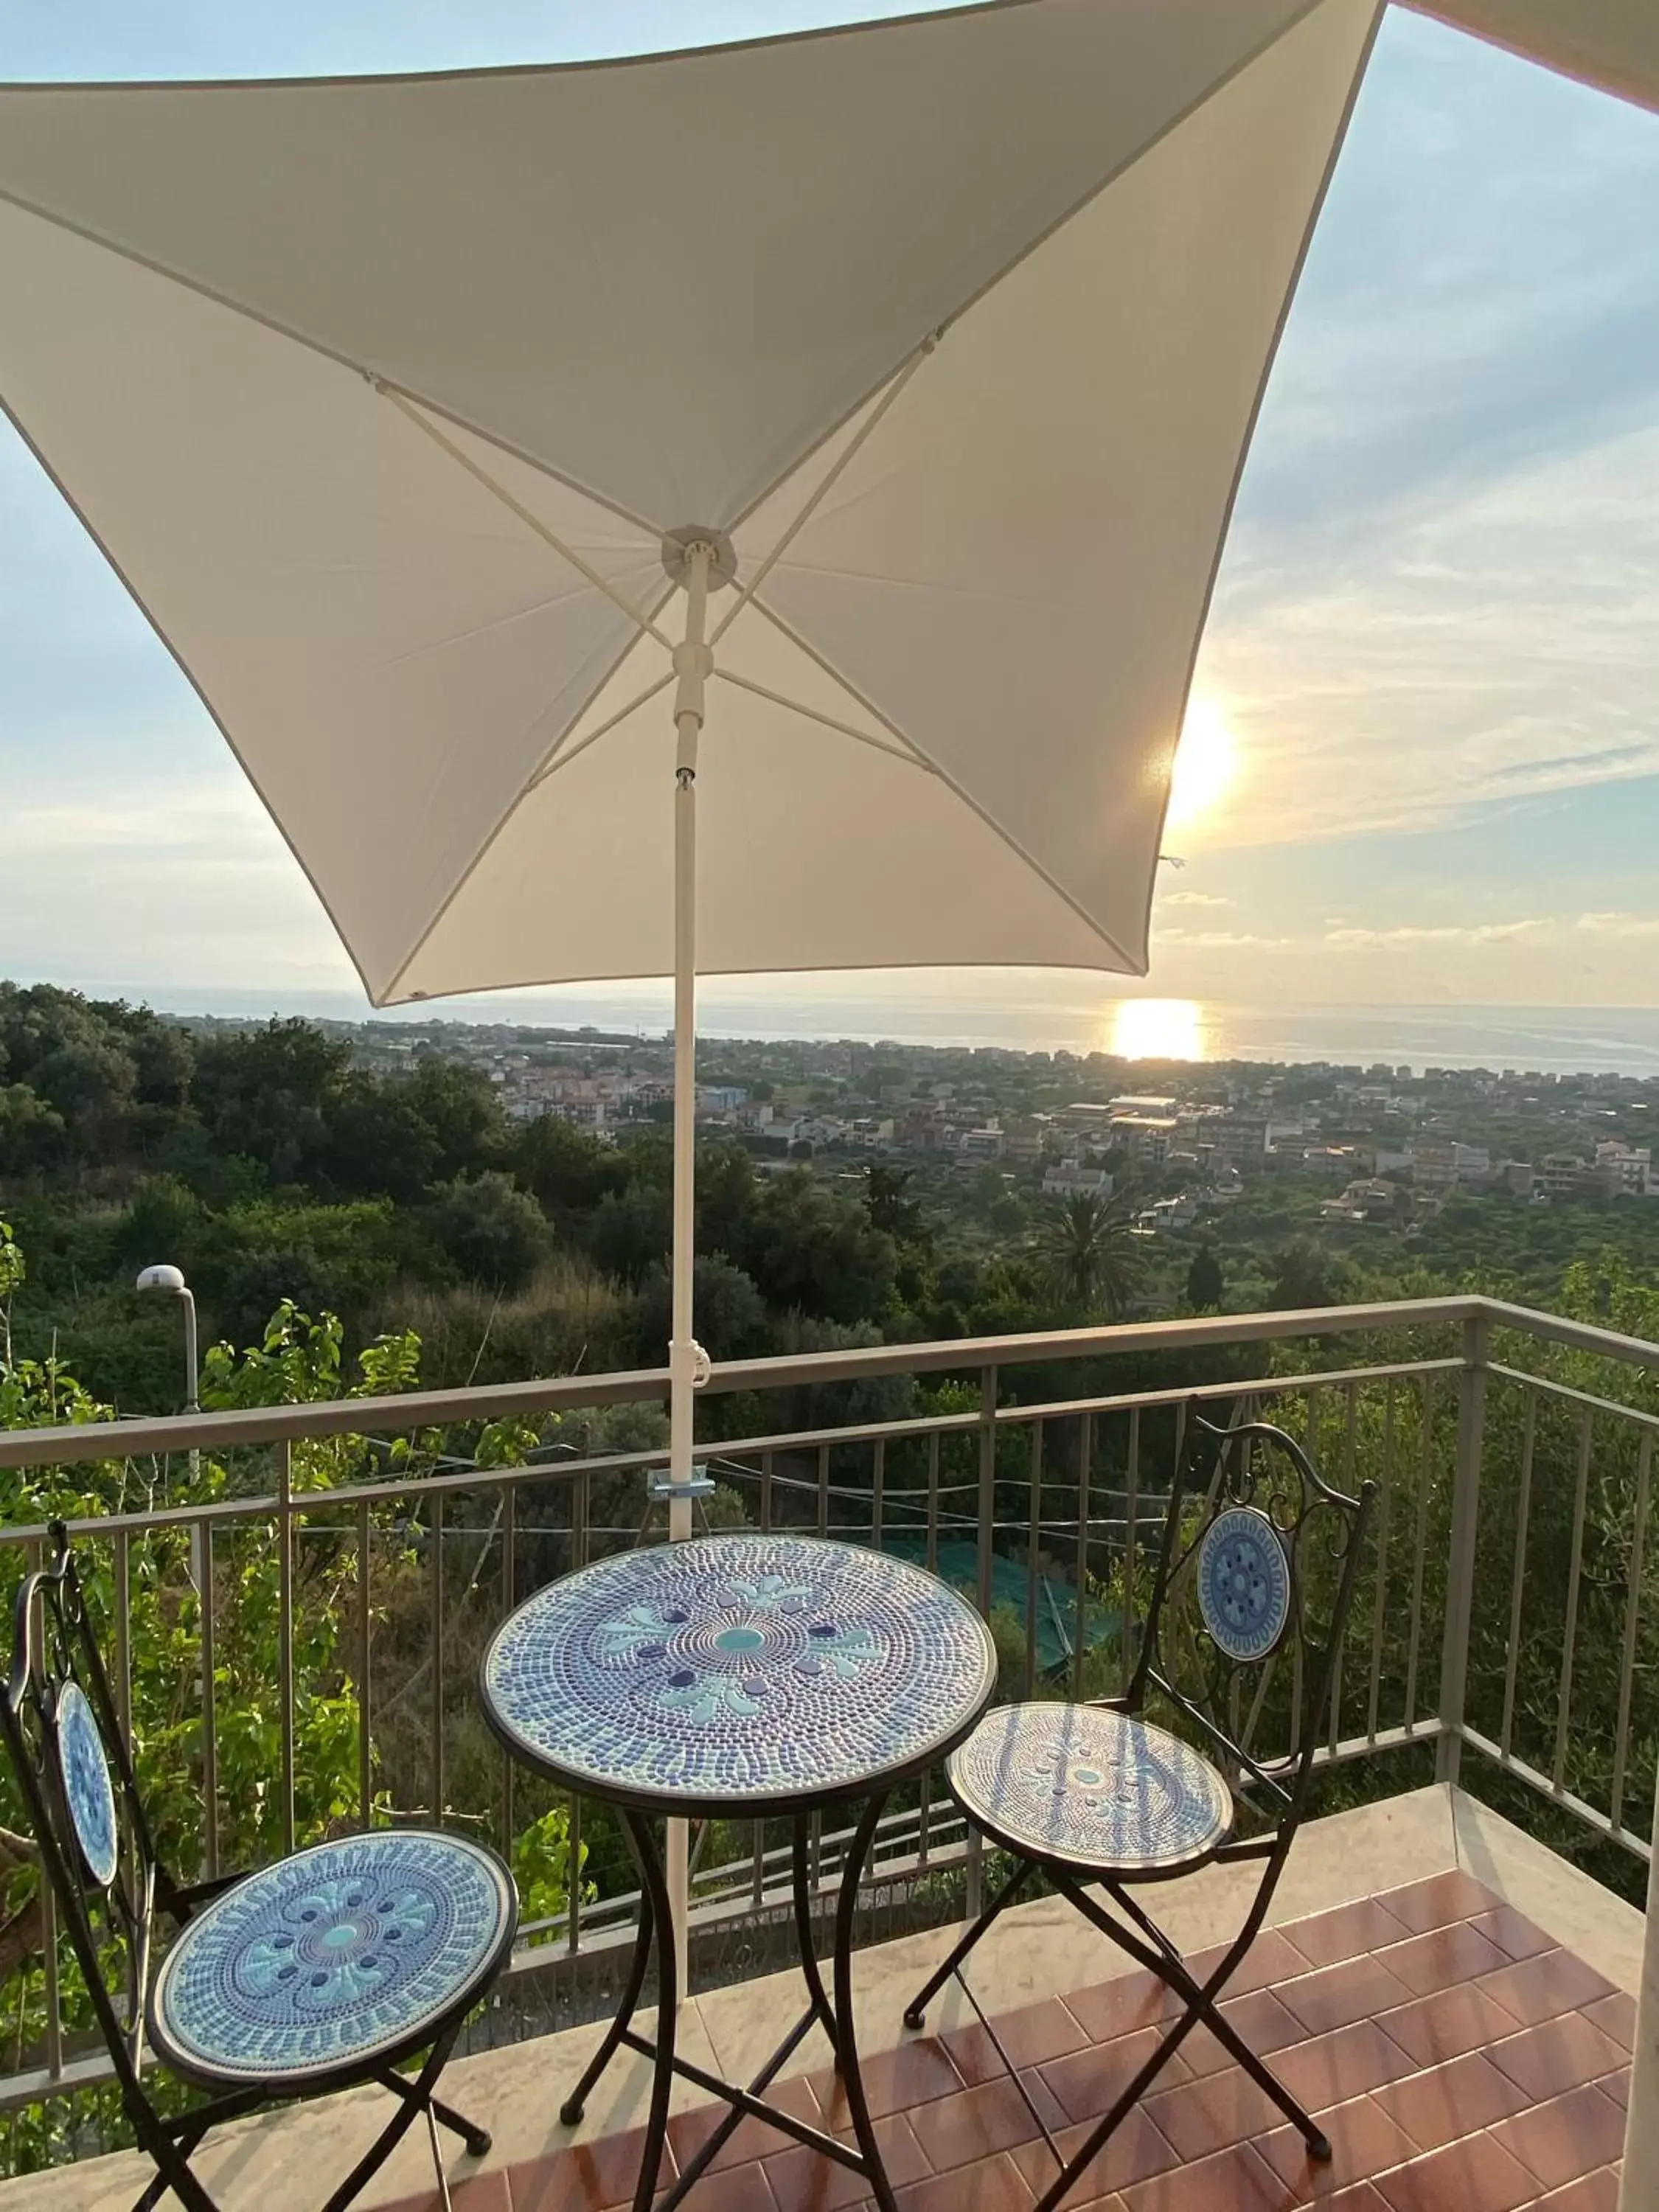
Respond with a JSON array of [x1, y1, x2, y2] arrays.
[[391, 1865, 1633, 2212], [9, 1788, 1641, 2212]]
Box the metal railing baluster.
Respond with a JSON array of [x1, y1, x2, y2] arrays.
[[1024, 1419, 1043, 1700], [1405, 1377, 1435, 1733], [976, 1366, 997, 1621], [199, 1517, 218, 1880], [431, 1492, 445, 1828], [1611, 1433, 1652, 1842], [1366, 1380, 1394, 1747], [112, 1528, 132, 1753], [1499, 1388, 1537, 1765], [1552, 1406, 1594, 1797]]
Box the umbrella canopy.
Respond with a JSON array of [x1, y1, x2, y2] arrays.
[[4, 0, 1640, 1976], [0, 0, 1386, 1967], [0, 0, 1380, 1004], [1414, 0, 1659, 116]]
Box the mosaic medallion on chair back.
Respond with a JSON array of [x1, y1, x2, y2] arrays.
[[56, 1680, 119, 1888], [1196, 1505, 1291, 1663]]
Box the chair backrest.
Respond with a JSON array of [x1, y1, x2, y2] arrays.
[[1124, 1409, 1374, 1841], [0, 1522, 173, 2100]]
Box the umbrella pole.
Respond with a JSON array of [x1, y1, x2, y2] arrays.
[[667, 537, 714, 1997]]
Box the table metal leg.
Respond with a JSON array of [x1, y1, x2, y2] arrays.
[[832, 1790, 898, 2212], [558, 1793, 901, 2212], [622, 1810, 679, 2212], [558, 1870, 656, 2126], [791, 1811, 842, 2063]]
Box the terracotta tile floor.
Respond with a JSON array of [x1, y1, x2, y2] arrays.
[[383, 1873, 1632, 2212]]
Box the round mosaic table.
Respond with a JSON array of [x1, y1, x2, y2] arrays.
[[479, 1534, 997, 2212]]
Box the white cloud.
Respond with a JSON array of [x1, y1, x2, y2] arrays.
[[1159, 891, 1233, 909], [1575, 911, 1659, 938], [1193, 419, 1659, 853], [0, 767, 352, 990], [1322, 919, 1554, 948], [1158, 928, 1289, 949], [7, 785, 271, 856]]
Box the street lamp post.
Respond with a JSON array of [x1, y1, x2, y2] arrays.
[[135, 1263, 198, 1412]]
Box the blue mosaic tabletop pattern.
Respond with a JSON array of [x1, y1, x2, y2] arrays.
[[948, 1703, 1231, 1872], [150, 1831, 513, 2084], [482, 1535, 997, 1810], [1197, 1506, 1292, 1664], [57, 1681, 118, 1889]]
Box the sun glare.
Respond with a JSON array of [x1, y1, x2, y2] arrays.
[[1109, 999, 1205, 1062], [1165, 698, 1239, 832]]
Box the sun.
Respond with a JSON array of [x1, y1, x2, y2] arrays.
[[1165, 698, 1239, 832]]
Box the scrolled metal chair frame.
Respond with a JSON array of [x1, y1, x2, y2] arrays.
[[0, 1522, 513, 2212], [903, 1410, 1376, 2212]]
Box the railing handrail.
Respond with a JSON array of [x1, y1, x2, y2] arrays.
[[0, 1293, 1493, 1470]]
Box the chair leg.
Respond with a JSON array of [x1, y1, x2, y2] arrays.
[[425, 2098, 454, 2212], [901, 1856, 1037, 2030], [429, 2092, 492, 2157], [130, 2101, 224, 2212], [319, 2023, 466, 2212], [371, 2066, 493, 2159], [1057, 1870, 1332, 2162]]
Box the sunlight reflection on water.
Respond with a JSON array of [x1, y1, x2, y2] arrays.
[[1105, 999, 1208, 1062]]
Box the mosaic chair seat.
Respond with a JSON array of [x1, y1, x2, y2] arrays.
[[0, 1525, 516, 2212], [904, 1413, 1374, 2212]]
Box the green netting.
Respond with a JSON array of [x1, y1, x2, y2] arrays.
[[881, 1535, 1120, 1676]]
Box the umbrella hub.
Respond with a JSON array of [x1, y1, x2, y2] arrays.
[[661, 525, 737, 594]]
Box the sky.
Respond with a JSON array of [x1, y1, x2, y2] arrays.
[[2, 0, 1658, 1030]]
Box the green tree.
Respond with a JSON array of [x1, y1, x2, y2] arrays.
[[1185, 1242, 1225, 1312], [636, 1254, 770, 1364], [514, 1113, 628, 1222], [191, 1019, 352, 1184], [866, 1164, 927, 1248], [425, 1172, 549, 1293], [1036, 1192, 1142, 1316], [1268, 1239, 1350, 1310]]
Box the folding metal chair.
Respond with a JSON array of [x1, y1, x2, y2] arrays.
[[902, 1412, 1374, 2212], [0, 1522, 517, 2212]]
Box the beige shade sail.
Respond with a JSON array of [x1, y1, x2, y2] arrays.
[[1413, 0, 1659, 117], [0, 0, 1381, 1006]]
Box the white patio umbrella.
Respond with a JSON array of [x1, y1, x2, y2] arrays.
[[0, 0, 1388, 1962]]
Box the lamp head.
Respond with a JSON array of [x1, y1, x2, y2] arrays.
[[135, 1264, 188, 1295]]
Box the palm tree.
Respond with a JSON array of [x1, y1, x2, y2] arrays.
[[1036, 1192, 1144, 1316]]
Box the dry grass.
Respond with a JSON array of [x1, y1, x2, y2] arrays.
[[372, 1251, 636, 1387]]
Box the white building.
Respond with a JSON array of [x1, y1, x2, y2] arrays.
[[1043, 1164, 1113, 1200]]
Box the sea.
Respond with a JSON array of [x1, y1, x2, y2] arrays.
[[87, 978, 1659, 1079]]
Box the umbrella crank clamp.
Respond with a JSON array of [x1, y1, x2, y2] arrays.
[[646, 1470, 718, 1503]]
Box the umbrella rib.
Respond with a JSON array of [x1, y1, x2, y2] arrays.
[[529, 671, 675, 788], [375, 383, 673, 647], [712, 668, 933, 771], [748, 598, 1141, 973], [709, 341, 933, 648]]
